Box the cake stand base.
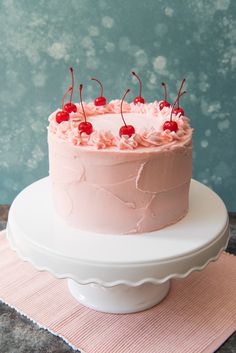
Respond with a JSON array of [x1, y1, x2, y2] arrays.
[[68, 279, 170, 314], [7, 178, 229, 314]]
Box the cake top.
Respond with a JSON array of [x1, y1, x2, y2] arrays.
[[48, 69, 192, 151]]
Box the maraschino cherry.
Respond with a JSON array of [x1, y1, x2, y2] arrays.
[[162, 120, 178, 132], [78, 84, 93, 135], [131, 71, 145, 104], [119, 89, 135, 137], [163, 90, 187, 132], [56, 86, 72, 124], [64, 67, 77, 113], [159, 82, 171, 110], [91, 77, 107, 106], [172, 78, 186, 116]]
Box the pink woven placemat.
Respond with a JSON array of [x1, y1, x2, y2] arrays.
[[0, 230, 235, 353]]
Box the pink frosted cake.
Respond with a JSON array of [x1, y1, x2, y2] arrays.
[[48, 71, 192, 235]]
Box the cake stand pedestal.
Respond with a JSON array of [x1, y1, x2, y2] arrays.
[[7, 178, 229, 314]]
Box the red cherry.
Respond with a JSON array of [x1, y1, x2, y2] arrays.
[[119, 89, 135, 137], [119, 125, 135, 138], [91, 77, 107, 106], [159, 100, 171, 110], [173, 78, 186, 116], [172, 107, 185, 116], [94, 96, 107, 106], [78, 121, 93, 135], [78, 84, 93, 135], [56, 86, 72, 124], [162, 86, 187, 133], [159, 82, 171, 110], [63, 67, 77, 113], [64, 102, 77, 113], [170, 90, 186, 121], [56, 110, 70, 124], [131, 71, 145, 104], [163, 121, 178, 132], [133, 96, 145, 104]]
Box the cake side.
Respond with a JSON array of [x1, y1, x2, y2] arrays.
[[48, 101, 192, 234]]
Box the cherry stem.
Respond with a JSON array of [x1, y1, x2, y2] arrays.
[[79, 84, 87, 123], [170, 91, 186, 121], [62, 86, 72, 110], [121, 89, 130, 127], [161, 82, 168, 102], [69, 67, 74, 104], [132, 71, 142, 97], [177, 78, 186, 108], [91, 77, 104, 97]]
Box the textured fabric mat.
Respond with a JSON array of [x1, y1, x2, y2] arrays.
[[0, 230, 235, 353]]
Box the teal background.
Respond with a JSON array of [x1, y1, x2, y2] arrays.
[[0, 0, 236, 209]]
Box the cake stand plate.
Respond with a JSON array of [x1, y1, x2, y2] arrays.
[[7, 178, 229, 314]]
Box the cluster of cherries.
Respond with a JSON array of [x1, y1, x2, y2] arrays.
[[56, 67, 186, 137], [160, 79, 186, 133]]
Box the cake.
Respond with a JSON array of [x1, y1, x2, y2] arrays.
[[48, 70, 192, 235]]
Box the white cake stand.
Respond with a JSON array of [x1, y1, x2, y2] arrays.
[[7, 178, 229, 314]]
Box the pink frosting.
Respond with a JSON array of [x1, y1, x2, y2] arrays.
[[48, 130, 192, 234], [88, 130, 117, 149], [48, 100, 192, 151]]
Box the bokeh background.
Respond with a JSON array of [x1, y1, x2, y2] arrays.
[[0, 0, 236, 209]]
